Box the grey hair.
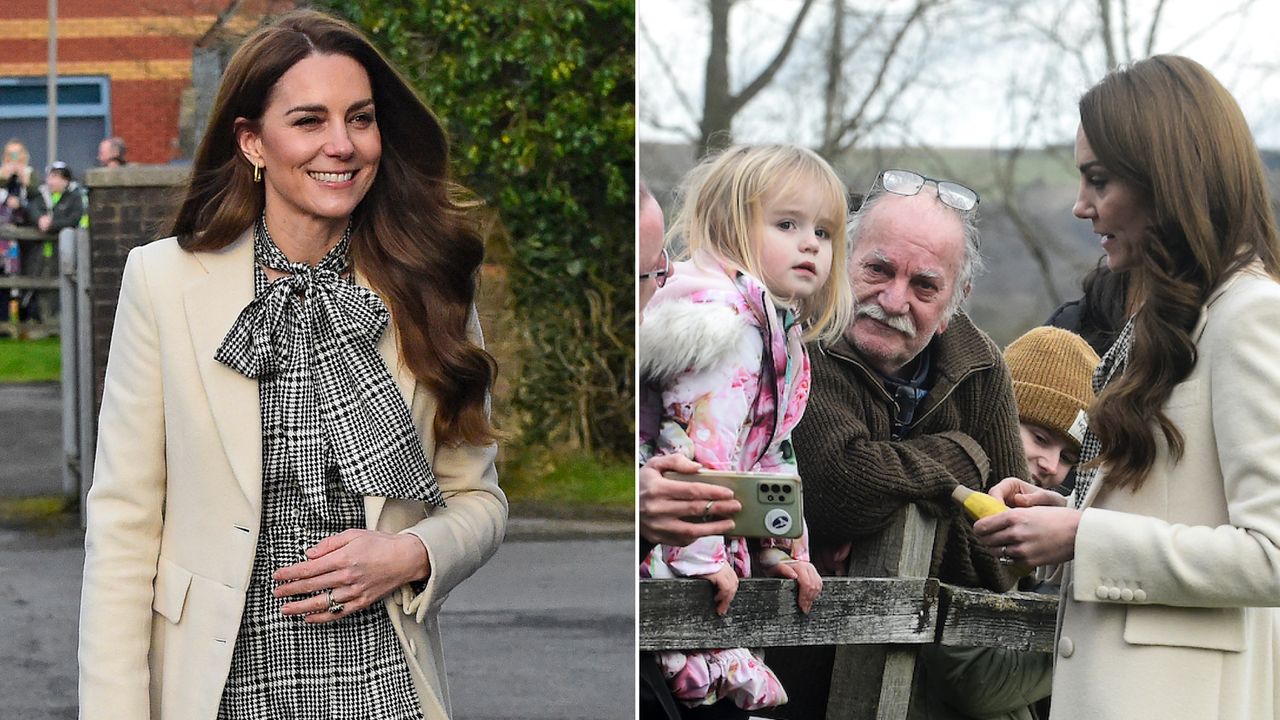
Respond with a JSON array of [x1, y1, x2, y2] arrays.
[[846, 187, 984, 320]]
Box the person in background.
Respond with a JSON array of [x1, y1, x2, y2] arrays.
[[97, 136, 127, 168], [780, 169, 1028, 719], [640, 144, 851, 718], [1046, 259, 1129, 357], [1003, 326, 1098, 490], [0, 139, 35, 196], [26, 162, 85, 235], [975, 55, 1280, 720], [638, 178, 740, 555]]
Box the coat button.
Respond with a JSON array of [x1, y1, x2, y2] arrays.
[[1133, 589, 1147, 602], [1120, 588, 1134, 601], [1058, 636, 1074, 658], [1096, 585, 1109, 599], [1107, 586, 1122, 600]]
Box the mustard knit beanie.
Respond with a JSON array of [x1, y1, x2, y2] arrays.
[[1003, 326, 1100, 451]]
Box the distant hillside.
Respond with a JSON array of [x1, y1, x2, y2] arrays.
[[641, 142, 1280, 345]]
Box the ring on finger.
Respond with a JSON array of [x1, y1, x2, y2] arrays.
[[326, 588, 344, 614], [701, 499, 715, 522]]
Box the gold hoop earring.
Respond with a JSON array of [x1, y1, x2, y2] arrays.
[[253, 163, 262, 183]]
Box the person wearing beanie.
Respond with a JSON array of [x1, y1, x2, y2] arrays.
[[1004, 326, 1100, 488]]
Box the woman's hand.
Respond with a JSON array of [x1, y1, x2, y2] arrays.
[[273, 529, 430, 624], [639, 455, 741, 546], [987, 476, 1067, 508], [762, 560, 823, 614], [701, 562, 740, 616], [973, 506, 1082, 568]]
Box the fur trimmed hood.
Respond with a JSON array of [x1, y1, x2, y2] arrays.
[[639, 256, 767, 382]]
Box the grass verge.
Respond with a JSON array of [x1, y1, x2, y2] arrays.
[[0, 494, 77, 531], [0, 337, 60, 383], [500, 450, 634, 519]]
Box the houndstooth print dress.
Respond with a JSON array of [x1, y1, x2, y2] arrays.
[[215, 220, 441, 719]]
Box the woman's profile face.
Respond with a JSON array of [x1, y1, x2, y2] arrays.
[[241, 52, 381, 230], [1072, 125, 1152, 272]]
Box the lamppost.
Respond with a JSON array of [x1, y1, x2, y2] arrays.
[[46, 0, 58, 169]]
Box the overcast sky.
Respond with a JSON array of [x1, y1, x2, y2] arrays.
[[638, 0, 1280, 149]]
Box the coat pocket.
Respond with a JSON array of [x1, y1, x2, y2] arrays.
[[1123, 603, 1245, 652], [152, 555, 194, 624]]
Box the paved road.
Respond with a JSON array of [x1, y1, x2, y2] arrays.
[[0, 383, 63, 497], [0, 530, 634, 720]]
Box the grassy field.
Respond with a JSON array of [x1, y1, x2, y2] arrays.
[[0, 337, 60, 382]]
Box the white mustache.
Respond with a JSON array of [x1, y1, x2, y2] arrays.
[[857, 302, 916, 338]]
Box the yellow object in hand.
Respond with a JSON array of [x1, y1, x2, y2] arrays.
[[951, 485, 1009, 520], [951, 485, 1033, 577]]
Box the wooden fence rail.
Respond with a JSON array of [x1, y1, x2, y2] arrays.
[[638, 505, 1060, 719], [0, 223, 62, 337]]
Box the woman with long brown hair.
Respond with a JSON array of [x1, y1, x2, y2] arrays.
[[974, 55, 1280, 719], [78, 9, 505, 719]]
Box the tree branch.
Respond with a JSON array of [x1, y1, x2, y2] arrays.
[[1142, 0, 1167, 56], [828, 0, 934, 151], [638, 17, 702, 131], [726, 0, 818, 116]]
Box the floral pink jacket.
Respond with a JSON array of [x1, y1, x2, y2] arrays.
[[639, 255, 811, 475], [638, 255, 813, 710]]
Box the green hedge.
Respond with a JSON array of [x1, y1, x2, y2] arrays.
[[317, 0, 636, 461]]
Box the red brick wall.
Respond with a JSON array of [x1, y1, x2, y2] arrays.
[[0, 0, 290, 163]]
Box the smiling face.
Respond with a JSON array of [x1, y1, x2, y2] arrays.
[[846, 193, 964, 378], [236, 52, 381, 244], [1019, 422, 1077, 487], [752, 179, 836, 304], [1073, 125, 1153, 272]]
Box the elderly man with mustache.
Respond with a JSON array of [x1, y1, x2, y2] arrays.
[[772, 171, 1040, 719]]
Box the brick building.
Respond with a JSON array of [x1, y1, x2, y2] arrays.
[[0, 0, 290, 174]]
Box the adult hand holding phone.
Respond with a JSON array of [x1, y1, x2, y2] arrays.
[[639, 455, 741, 547]]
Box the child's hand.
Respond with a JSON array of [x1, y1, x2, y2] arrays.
[[698, 562, 739, 616], [763, 560, 823, 613]]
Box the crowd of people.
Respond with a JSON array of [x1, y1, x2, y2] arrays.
[[0, 135, 124, 323], [638, 54, 1280, 720]]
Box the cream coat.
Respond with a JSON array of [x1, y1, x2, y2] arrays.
[[78, 231, 507, 720], [1052, 266, 1280, 720]]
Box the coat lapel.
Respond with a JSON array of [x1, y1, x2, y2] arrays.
[[183, 230, 263, 510]]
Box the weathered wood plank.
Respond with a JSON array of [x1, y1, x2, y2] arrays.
[[639, 577, 938, 650], [0, 224, 56, 241], [936, 584, 1059, 653], [827, 504, 937, 720], [0, 276, 59, 289]]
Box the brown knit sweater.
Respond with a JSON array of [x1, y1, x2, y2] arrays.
[[793, 312, 1028, 592]]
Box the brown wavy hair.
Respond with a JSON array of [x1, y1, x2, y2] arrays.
[[170, 9, 497, 446], [1080, 54, 1280, 490]]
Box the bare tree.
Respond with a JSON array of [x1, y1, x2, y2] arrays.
[[817, 0, 939, 158], [980, 0, 1268, 311], [637, 0, 817, 154]]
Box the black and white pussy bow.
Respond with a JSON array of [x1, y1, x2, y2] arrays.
[[1071, 314, 1135, 509], [214, 217, 445, 518]]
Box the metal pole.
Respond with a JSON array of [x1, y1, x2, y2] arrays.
[[76, 227, 93, 527], [59, 227, 78, 501], [47, 0, 58, 168]]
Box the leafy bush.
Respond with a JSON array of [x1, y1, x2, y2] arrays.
[[316, 0, 636, 460]]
